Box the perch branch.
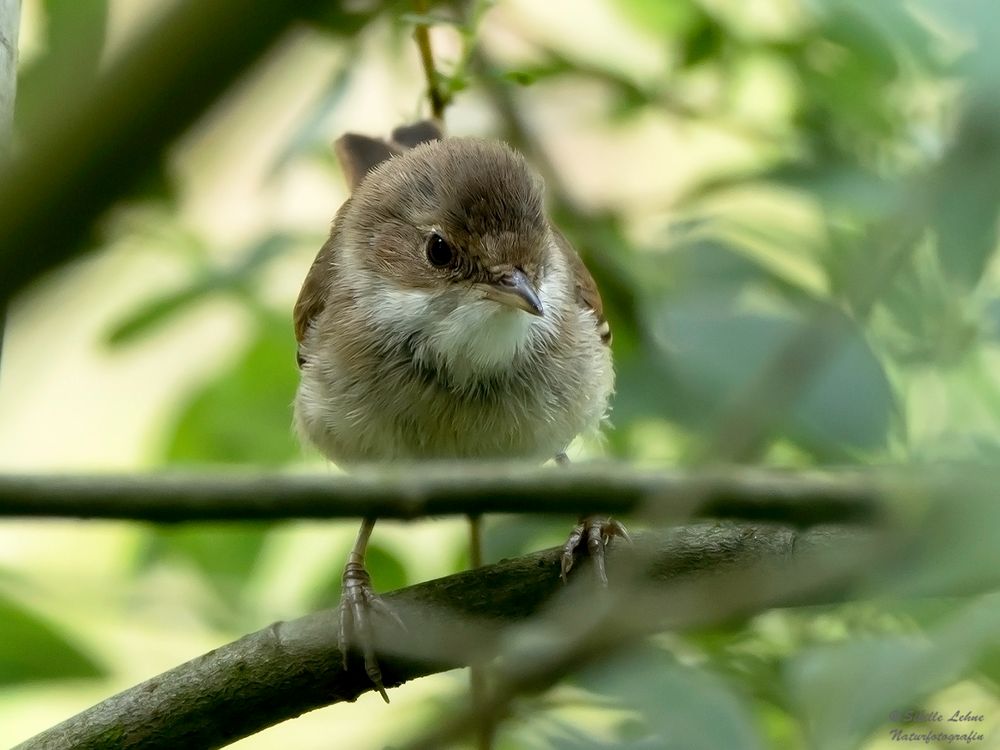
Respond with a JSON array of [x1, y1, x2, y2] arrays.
[[0, 465, 922, 523], [14, 523, 886, 750]]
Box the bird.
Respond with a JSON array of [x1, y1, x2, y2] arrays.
[[293, 121, 628, 700]]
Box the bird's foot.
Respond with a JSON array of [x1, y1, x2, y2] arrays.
[[560, 515, 632, 586], [338, 558, 405, 703]]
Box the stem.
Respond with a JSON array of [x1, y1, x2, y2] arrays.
[[413, 0, 446, 119]]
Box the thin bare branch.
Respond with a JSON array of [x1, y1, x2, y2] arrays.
[[0, 465, 912, 523]]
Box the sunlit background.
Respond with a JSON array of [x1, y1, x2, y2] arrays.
[[2, 0, 999, 747]]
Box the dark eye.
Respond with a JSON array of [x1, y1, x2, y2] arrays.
[[426, 233, 454, 267]]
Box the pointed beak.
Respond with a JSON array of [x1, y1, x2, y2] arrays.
[[481, 269, 544, 317]]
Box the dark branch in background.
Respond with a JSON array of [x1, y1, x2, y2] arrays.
[[0, 0, 372, 308], [14, 523, 886, 750], [0, 466, 906, 523]]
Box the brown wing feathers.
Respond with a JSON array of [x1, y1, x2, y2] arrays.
[[553, 228, 611, 346], [294, 121, 444, 366]]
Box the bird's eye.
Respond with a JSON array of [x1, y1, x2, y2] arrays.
[[426, 233, 454, 268]]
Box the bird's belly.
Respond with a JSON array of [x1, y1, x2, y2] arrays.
[[295, 354, 609, 464]]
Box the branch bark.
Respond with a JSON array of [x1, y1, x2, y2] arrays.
[[0, 466, 905, 523], [13, 522, 880, 750]]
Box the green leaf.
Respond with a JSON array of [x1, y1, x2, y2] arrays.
[[163, 315, 300, 466], [556, 645, 764, 749], [0, 593, 105, 685], [929, 105, 1000, 288], [639, 298, 894, 456], [786, 593, 1000, 750], [616, 0, 702, 38], [15, 0, 109, 130], [106, 233, 297, 347], [679, 12, 726, 69], [137, 524, 272, 619], [105, 279, 221, 347]]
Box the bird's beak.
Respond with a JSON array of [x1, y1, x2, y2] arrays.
[[481, 269, 544, 317]]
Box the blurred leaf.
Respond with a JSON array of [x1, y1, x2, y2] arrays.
[[106, 279, 222, 347], [137, 524, 272, 617], [873, 241, 980, 366], [163, 314, 299, 465], [616, 0, 702, 38], [310, 541, 409, 610], [679, 11, 726, 70], [0, 594, 105, 685], [269, 66, 354, 175], [786, 593, 1000, 750], [15, 0, 109, 129], [106, 233, 296, 347], [641, 298, 894, 456], [929, 106, 1000, 288], [760, 160, 897, 219], [555, 644, 764, 749], [304, 1, 388, 38]]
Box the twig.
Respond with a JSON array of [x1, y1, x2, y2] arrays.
[[13, 523, 885, 750], [0, 465, 910, 523], [413, 0, 446, 120]]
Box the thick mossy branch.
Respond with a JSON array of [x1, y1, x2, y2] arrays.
[[0, 466, 912, 523], [15, 523, 878, 750]]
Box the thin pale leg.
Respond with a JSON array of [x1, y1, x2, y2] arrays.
[[555, 453, 631, 585], [467, 514, 494, 750], [338, 517, 404, 703]]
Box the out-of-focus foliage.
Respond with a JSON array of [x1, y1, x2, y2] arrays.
[[3, 0, 1000, 748], [0, 593, 105, 685]]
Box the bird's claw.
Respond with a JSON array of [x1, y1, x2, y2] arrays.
[[337, 559, 404, 703], [560, 516, 632, 586]]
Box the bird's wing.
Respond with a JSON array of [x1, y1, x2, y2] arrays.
[[552, 227, 611, 346], [295, 121, 445, 366]]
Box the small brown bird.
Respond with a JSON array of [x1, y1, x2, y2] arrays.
[[293, 122, 627, 699]]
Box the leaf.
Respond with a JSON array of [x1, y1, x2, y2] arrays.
[[137, 524, 272, 618], [162, 314, 300, 465], [556, 644, 764, 749], [786, 593, 1000, 750], [760, 160, 897, 219], [928, 105, 1000, 288], [105, 278, 222, 346], [616, 0, 702, 38], [640, 298, 895, 456], [15, 0, 109, 130], [106, 233, 297, 347], [0, 593, 105, 685]]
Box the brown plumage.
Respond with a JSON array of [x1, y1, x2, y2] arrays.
[[294, 127, 613, 462], [292, 123, 621, 700]]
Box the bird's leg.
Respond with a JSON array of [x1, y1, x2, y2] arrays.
[[468, 513, 484, 569], [555, 453, 631, 585], [338, 517, 404, 703], [467, 513, 495, 750]]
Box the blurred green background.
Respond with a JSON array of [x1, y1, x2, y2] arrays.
[[1, 0, 999, 747]]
